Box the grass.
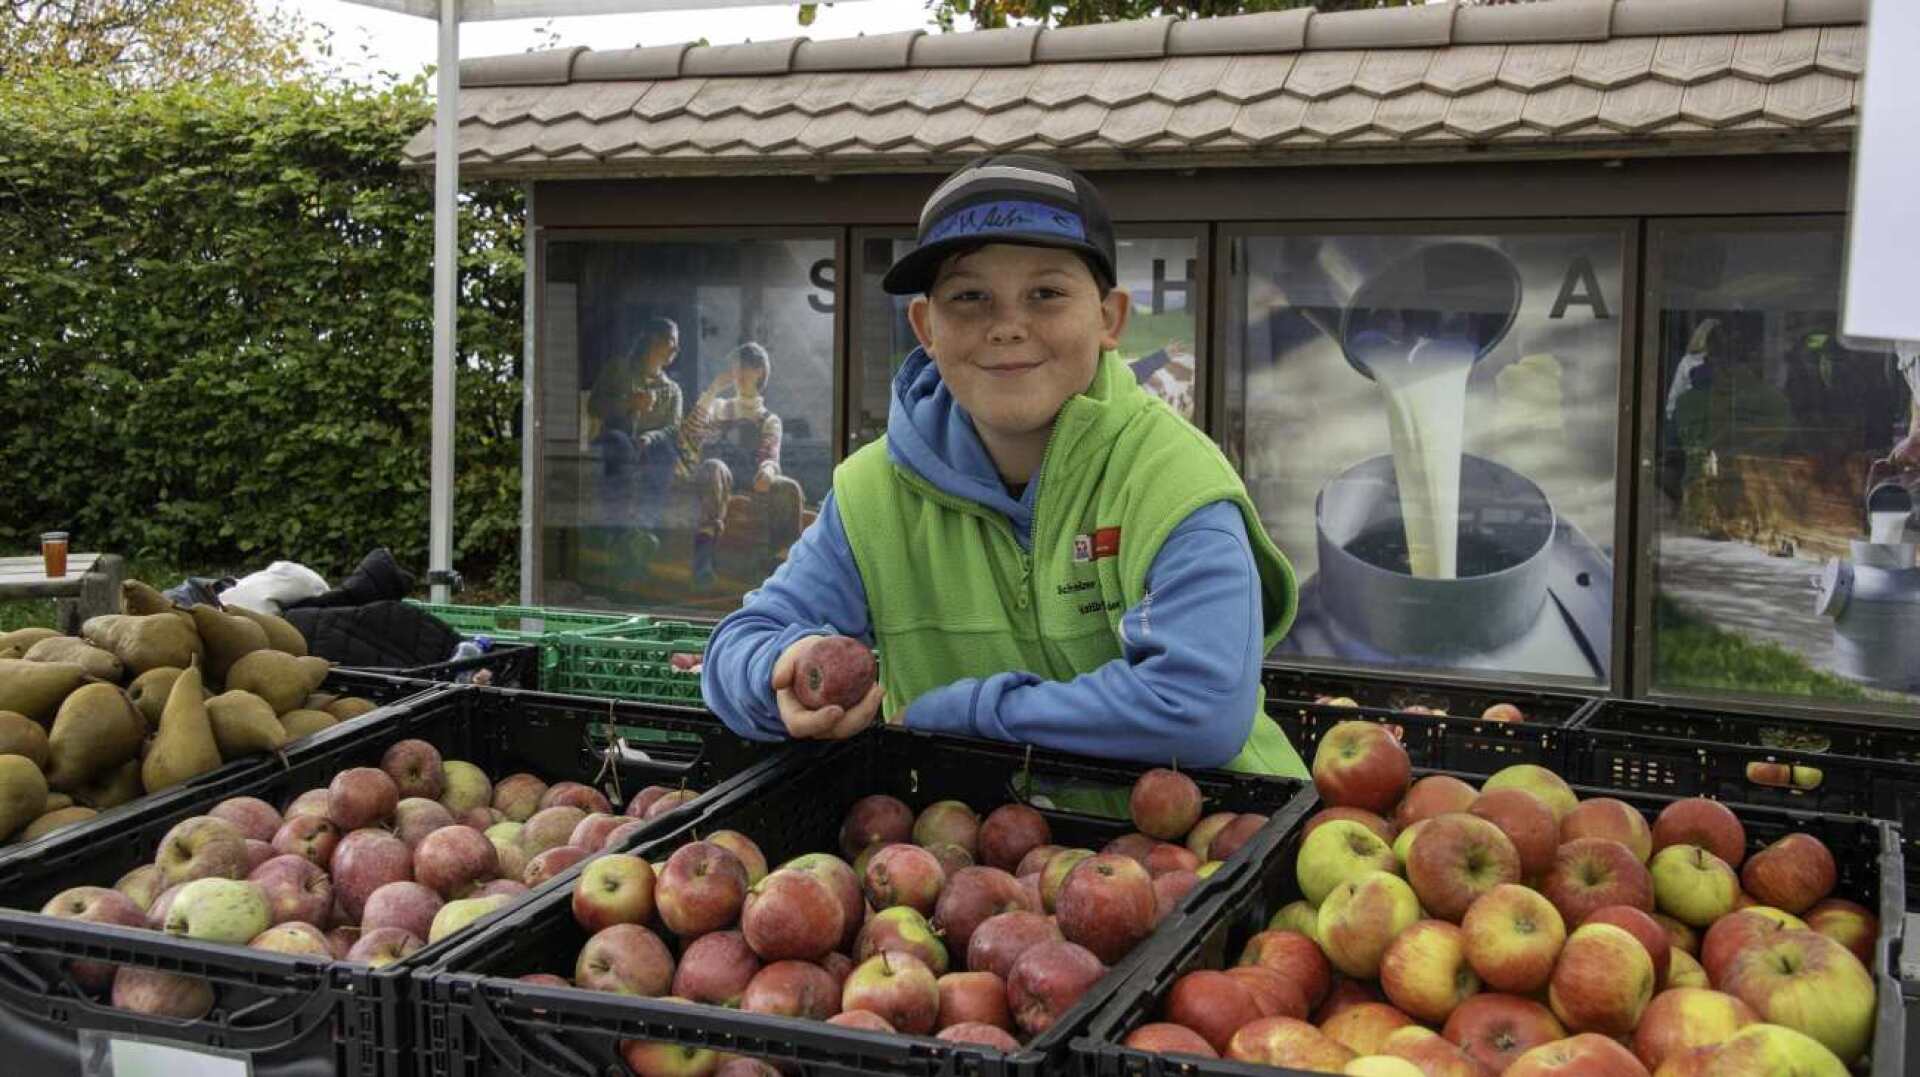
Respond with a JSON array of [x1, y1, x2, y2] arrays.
[[1652, 594, 1870, 702]]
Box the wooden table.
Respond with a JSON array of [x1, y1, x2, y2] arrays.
[[0, 554, 127, 634]]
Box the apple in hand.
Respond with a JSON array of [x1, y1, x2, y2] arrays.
[[1312, 721, 1412, 815], [1548, 923, 1655, 1036]]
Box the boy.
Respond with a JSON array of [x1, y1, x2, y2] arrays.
[[676, 342, 806, 589], [701, 154, 1306, 777]]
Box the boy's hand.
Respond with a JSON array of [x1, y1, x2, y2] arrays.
[[772, 636, 884, 740]]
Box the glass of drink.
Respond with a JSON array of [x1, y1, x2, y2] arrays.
[[41, 532, 68, 578]]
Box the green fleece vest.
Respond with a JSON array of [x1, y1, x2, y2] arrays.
[[832, 352, 1308, 779]]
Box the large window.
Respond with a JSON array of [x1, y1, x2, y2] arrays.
[[850, 229, 1205, 454], [1645, 219, 1917, 706], [538, 236, 838, 614], [1225, 227, 1628, 684]]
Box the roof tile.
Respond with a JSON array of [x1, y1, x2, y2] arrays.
[[1650, 35, 1737, 85], [690, 115, 754, 152], [1497, 43, 1580, 91], [741, 111, 816, 152], [1088, 60, 1167, 107], [964, 67, 1043, 113], [476, 87, 553, 127], [1036, 101, 1110, 146], [1032, 17, 1173, 63], [631, 113, 703, 153], [1353, 50, 1434, 98], [971, 103, 1047, 150], [912, 108, 985, 151], [1815, 26, 1864, 75], [738, 76, 818, 118], [909, 25, 1039, 68], [1303, 93, 1378, 139], [1597, 79, 1685, 132], [1229, 94, 1308, 144], [1446, 85, 1527, 137], [1151, 56, 1235, 104], [1519, 81, 1603, 132], [849, 70, 929, 114], [632, 80, 708, 121], [684, 77, 767, 119], [851, 108, 930, 150], [582, 123, 642, 158], [1372, 90, 1450, 138], [1422, 45, 1506, 94], [1453, 0, 1612, 45], [1215, 55, 1295, 105], [1731, 27, 1819, 81], [1165, 9, 1309, 56], [791, 31, 920, 72], [1611, 0, 1786, 38], [1305, 4, 1456, 49], [793, 72, 869, 116], [680, 39, 803, 78], [1027, 63, 1103, 108], [462, 47, 583, 88], [1163, 97, 1241, 143], [1762, 69, 1853, 124], [1785, 0, 1866, 25], [1572, 37, 1658, 89], [572, 45, 688, 83], [795, 111, 866, 153], [1286, 50, 1367, 102], [1679, 76, 1767, 126], [530, 117, 601, 156], [1100, 100, 1177, 147], [907, 68, 983, 113]]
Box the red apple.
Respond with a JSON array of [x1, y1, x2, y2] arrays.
[[346, 927, 423, 967], [1549, 923, 1656, 1035], [792, 635, 876, 711], [1164, 969, 1262, 1054], [781, 852, 865, 952], [977, 804, 1050, 872], [328, 768, 399, 832], [414, 825, 499, 899], [1503, 1033, 1649, 1077], [1319, 1001, 1414, 1056], [1151, 870, 1199, 924], [332, 828, 413, 923], [658, 842, 750, 939], [1381, 1025, 1491, 1076], [1542, 838, 1655, 927], [671, 930, 761, 1007], [1718, 929, 1875, 1063], [841, 951, 939, 1034], [1481, 703, 1526, 723], [575, 923, 675, 996], [493, 773, 548, 822], [38, 887, 146, 989], [271, 814, 341, 871], [1318, 870, 1421, 980], [740, 867, 843, 962], [1312, 721, 1412, 814], [1101, 832, 1159, 868], [742, 959, 840, 1020], [828, 1009, 895, 1032], [540, 781, 613, 815], [1225, 964, 1308, 1020], [1144, 843, 1200, 878], [568, 813, 625, 853], [619, 1040, 719, 1077], [1130, 768, 1203, 841], [1395, 776, 1480, 831], [1655, 913, 1701, 956], [248, 854, 335, 927], [1039, 849, 1095, 912], [936, 970, 1012, 1031], [839, 795, 914, 860], [520, 806, 588, 857], [855, 906, 948, 974], [1630, 987, 1756, 1071], [1804, 897, 1877, 967], [1480, 766, 1577, 823], [1305, 806, 1398, 846], [1739, 834, 1836, 915], [933, 866, 1030, 958], [524, 845, 591, 886], [643, 789, 699, 820], [862, 843, 945, 917], [1186, 812, 1238, 859], [1006, 940, 1104, 1036], [1379, 919, 1478, 1024], [210, 796, 283, 843], [1442, 992, 1566, 1075], [704, 831, 766, 885], [1561, 799, 1653, 863], [1314, 976, 1387, 1024], [1240, 929, 1332, 1010], [250, 922, 334, 957], [379, 738, 445, 800], [392, 798, 456, 849], [1016, 844, 1065, 879], [1700, 907, 1807, 986], [1406, 813, 1522, 922], [572, 854, 656, 932], [936, 1022, 1020, 1050], [1461, 883, 1566, 994], [1651, 799, 1747, 869], [1584, 905, 1672, 988], [912, 800, 980, 859], [1123, 1023, 1217, 1058], [1224, 1016, 1357, 1071], [966, 910, 1062, 980], [1055, 853, 1155, 964], [283, 789, 332, 820]]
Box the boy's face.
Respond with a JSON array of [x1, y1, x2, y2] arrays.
[[908, 243, 1129, 444]]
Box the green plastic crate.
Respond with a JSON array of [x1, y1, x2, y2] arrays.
[[404, 601, 646, 644], [542, 620, 716, 705]]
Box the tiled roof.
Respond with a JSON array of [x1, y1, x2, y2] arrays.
[[404, 0, 1866, 178]]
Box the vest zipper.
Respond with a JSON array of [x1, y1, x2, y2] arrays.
[[1019, 416, 1069, 603]]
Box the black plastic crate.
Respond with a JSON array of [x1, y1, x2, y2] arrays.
[[414, 726, 1318, 1077], [1262, 664, 1599, 774], [348, 643, 542, 691], [1075, 774, 1908, 1077], [0, 685, 787, 1077], [1570, 698, 1920, 910]]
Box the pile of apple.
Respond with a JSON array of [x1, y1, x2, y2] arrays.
[[1121, 721, 1880, 1077], [29, 738, 702, 1019], [536, 771, 1271, 1076]]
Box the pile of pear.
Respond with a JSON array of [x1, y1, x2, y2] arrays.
[[0, 581, 377, 847]]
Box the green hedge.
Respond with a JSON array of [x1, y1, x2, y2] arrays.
[[0, 75, 523, 590]]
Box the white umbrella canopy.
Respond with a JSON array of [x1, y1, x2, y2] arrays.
[[338, 0, 845, 603]]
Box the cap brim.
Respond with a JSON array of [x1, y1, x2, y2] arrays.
[[881, 234, 1114, 296]]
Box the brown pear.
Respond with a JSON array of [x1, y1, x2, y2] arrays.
[[45, 683, 145, 793], [83, 613, 203, 676], [0, 711, 49, 770], [44, 792, 72, 812], [225, 606, 307, 657], [24, 636, 123, 683], [206, 691, 288, 758], [0, 627, 60, 653], [141, 662, 222, 794], [326, 697, 377, 721], [0, 648, 19, 660], [121, 580, 173, 616], [0, 659, 89, 724], [73, 758, 143, 811], [21, 805, 95, 841], [303, 692, 338, 712], [126, 667, 186, 731], [226, 651, 330, 715], [0, 754, 50, 841], [188, 605, 268, 685], [279, 710, 337, 740]]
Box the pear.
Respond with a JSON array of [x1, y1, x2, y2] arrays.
[[24, 636, 123, 683], [0, 711, 49, 770], [0, 627, 60, 653], [189, 606, 268, 685], [44, 683, 145, 793], [127, 667, 189, 732], [73, 758, 143, 811], [225, 606, 307, 657], [279, 710, 338, 740], [206, 691, 288, 758], [142, 661, 222, 794], [326, 697, 377, 722], [225, 652, 330, 715], [0, 659, 89, 723], [44, 792, 73, 812], [83, 613, 204, 676], [0, 648, 18, 660], [21, 805, 96, 841], [121, 579, 174, 616], [302, 692, 338, 712], [0, 754, 50, 841]]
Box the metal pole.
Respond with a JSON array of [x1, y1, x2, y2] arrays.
[[429, 0, 460, 603], [520, 181, 538, 605]]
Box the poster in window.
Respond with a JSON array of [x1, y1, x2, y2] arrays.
[[1228, 230, 1625, 683]]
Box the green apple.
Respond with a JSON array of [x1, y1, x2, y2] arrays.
[[162, 878, 270, 945], [429, 894, 512, 943], [1650, 844, 1739, 928], [1267, 899, 1320, 941], [1297, 820, 1398, 906], [1316, 870, 1419, 978], [439, 761, 493, 815], [1393, 820, 1428, 868]]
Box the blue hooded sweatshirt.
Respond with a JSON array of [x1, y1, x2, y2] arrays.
[[700, 347, 1265, 768]]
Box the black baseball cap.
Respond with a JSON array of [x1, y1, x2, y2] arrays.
[[882, 154, 1118, 296]]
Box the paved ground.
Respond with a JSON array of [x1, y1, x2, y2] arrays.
[[1656, 532, 1835, 668]]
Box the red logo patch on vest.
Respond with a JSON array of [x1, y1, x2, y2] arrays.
[[1073, 527, 1121, 562]]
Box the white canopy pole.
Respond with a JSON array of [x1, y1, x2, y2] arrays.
[[429, 0, 461, 603]]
